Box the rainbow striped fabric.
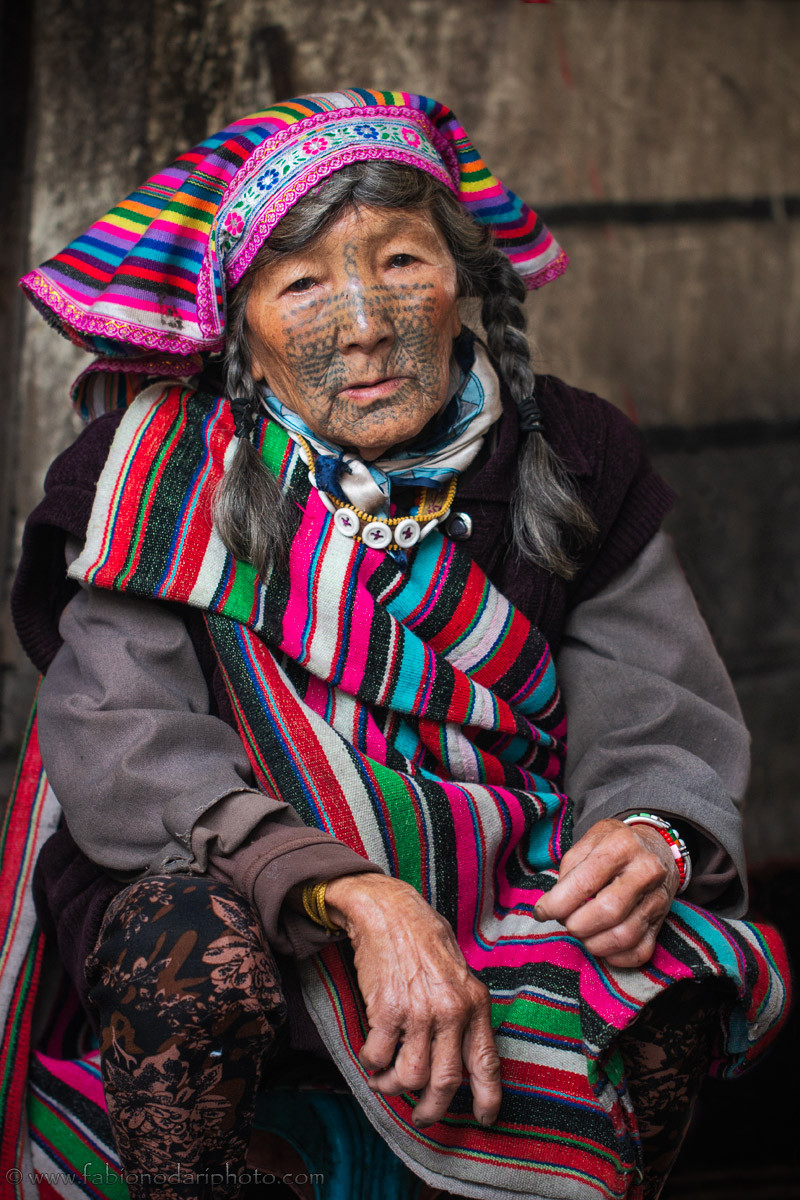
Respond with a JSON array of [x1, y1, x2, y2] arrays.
[[20, 89, 567, 372], [57, 383, 789, 1200], [0, 718, 128, 1199]]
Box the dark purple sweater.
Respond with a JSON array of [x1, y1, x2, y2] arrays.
[[13, 376, 675, 1025]]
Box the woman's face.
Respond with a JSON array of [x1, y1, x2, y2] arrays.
[[244, 205, 462, 460]]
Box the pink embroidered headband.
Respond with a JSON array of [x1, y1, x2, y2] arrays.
[[217, 105, 460, 290], [20, 89, 567, 381]]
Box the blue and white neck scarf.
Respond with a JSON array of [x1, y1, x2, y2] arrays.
[[257, 332, 502, 516]]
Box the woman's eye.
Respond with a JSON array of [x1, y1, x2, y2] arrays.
[[388, 253, 416, 268], [284, 276, 317, 294]]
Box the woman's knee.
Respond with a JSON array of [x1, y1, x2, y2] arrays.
[[85, 873, 287, 1041]]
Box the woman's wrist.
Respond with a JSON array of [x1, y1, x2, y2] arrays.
[[621, 813, 692, 893], [325, 873, 413, 936]]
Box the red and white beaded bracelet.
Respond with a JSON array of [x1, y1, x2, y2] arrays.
[[621, 813, 692, 894]]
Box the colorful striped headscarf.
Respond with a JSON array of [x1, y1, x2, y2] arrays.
[[20, 89, 567, 376]]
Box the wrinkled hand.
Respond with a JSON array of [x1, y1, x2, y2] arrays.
[[533, 818, 680, 968], [324, 873, 501, 1128]]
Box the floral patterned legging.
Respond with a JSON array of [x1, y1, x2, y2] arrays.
[[85, 875, 727, 1200]]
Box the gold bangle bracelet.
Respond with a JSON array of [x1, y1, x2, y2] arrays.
[[301, 880, 340, 934], [312, 879, 339, 933]]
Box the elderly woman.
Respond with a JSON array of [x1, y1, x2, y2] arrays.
[[8, 90, 787, 1200]]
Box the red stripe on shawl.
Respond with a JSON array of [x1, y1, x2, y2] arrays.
[[0, 726, 47, 1181], [115, 394, 191, 588], [113, 263, 199, 295], [470, 613, 532, 690], [36, 1182, 67, 1200], [56, 251, 115, 283], [501, 1063, 607, 1115], [753, 925, 792, 1018], [155, 402, 228, 599], [422, 562, 489, 656], [0, 722, 46, 971], [416, 719, 507, 785], [88, 389, 189, 588], [448, 668, 480, 726]]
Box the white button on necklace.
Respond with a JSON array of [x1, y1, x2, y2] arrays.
[[333, 508, 359, 538], [394, 518, 421, 547], [294, 432, 457, 553], [362, 521, 393, 549]]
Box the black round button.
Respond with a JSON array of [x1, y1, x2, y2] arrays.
[[447, 512, 473, 540]]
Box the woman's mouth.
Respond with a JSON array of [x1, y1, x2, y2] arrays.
[[339, 376, 407, 402]]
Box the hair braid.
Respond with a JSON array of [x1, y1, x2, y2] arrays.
[[211, 279, 295, 575], [476, 250, 597, 579]]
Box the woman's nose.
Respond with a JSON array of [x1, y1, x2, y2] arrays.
[[336, 278, 395, 353]]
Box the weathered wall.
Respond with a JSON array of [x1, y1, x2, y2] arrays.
[[1, 0, 798, 865]]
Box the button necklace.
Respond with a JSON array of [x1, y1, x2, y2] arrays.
[[294, 432, 457, 551]]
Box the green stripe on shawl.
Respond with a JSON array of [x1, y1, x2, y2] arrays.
[[27, 1093, 129, 1198]]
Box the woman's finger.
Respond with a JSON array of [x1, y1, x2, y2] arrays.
[[563, 863, 670, 941], [602, 928, 660, 969], [370, 1025, 433, 1098], [410, 1024, 465, 1127], [462, 1007, 502, 1127], [360, 1018, 403, 1073], [535, 830, 630, 923], [580, 909, 664, 964]]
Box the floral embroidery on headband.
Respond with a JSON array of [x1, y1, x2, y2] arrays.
[[224, 212, 244, 236], [303, 137, 329, 156], [256, 168, 280, 192]]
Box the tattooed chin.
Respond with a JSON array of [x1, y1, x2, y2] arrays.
[[319, 380, 446, 456]]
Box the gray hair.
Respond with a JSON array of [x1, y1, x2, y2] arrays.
[[213, 161, 597, 579]]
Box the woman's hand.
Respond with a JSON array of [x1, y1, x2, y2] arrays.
[[533, 819, 680, 968], [324, 873, 501, 1129]]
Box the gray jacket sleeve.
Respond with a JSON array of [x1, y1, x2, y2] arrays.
[[36, 580, 268, 879], [558, 531, 748, 916], [36, 577, 381, 959]]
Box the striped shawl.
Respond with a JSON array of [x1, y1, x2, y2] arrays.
[[1, 383, 790, 1200]]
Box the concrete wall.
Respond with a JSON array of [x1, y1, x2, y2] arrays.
[[2, 0, 798, 865]]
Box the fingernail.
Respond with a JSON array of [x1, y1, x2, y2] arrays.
[[533, 905, 546, 922]]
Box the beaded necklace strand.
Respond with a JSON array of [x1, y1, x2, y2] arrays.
[[294, 432, 458, 552]]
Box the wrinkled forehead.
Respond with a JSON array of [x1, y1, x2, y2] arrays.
[[242, 205, 460, 306], [215, 106, 459, 291]]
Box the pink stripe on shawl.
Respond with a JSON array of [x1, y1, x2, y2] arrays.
[[33, 1052, 107, 1111]]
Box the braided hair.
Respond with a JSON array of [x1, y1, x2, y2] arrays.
[[476, 251, 598, 578], [215, 162, 596, 579]]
